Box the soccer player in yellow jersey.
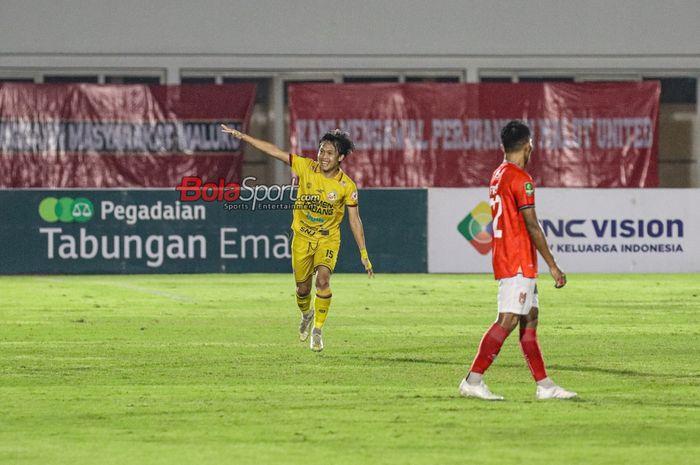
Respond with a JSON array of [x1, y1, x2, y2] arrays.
[[221, 124, 374, 351]]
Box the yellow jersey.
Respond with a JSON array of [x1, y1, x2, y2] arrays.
[[289, 154, 359, 240]]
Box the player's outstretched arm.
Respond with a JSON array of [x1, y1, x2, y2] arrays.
[[221, 124, 290, 164], [522, 207, 566, 288], [347, 206, 374, 278]]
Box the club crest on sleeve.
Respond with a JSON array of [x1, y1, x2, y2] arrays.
[[525, 182, 534, 196]]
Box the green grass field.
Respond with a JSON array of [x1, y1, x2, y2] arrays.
[[0, 273, 698, 465]]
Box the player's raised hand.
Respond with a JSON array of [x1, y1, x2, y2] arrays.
[[221, 125, 290, 162], [221, 124, 244, 139], [551, 265, 567, 288]]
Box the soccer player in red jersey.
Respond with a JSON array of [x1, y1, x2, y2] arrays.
[[459, 120, 577, 401]]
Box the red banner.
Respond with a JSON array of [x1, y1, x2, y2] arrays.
[[0, 84, 256, 187], [289, 82, 660, 187]]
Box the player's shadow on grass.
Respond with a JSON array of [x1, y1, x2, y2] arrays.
[[361, 356, 456, 366], [546, 363, 698, 379], [358, 357, 698, 380]]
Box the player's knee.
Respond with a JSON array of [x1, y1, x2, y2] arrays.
[[315, 266, 331, 290], [529, 307, 539, 320], [315, 276, 330, 290], [496, 313, 519, 332], [520, 307, 539, 327], [296, 282, 311, 296], [505, 321, 519, 333]]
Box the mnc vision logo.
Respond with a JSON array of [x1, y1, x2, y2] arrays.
[[457, 201, 492, 255], [38, 197, 94, 223]]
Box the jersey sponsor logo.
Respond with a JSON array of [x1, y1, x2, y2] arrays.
[[305, 213, 325, 223], [300, 225, 317, 236], [301, 199, 335, 216], [525, 182, 534, 196], [457, 201, 493, 255]]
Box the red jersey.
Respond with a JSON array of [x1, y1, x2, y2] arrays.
[[489, 162, 537, 280]]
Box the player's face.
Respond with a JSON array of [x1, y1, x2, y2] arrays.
[[524, 138, 534, 165], [317, 141, 344, 173]]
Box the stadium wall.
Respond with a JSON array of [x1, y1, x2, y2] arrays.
[[1, 1, 699, 57], [2, 188, 698, 275], [2, 1, 699, 188], [3, 1, 699, 79]]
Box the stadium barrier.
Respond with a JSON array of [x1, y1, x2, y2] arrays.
[[429, 188, 700, 273], [2, 188, 697, 274], [0, 189, 427, 274]]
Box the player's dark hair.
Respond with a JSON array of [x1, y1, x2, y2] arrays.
[[320, 129, 355, 158], [501, 120, 531, 153]]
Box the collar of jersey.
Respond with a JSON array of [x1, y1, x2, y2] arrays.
[[313, 163, 345, 181], [503, 160, 528, 174]]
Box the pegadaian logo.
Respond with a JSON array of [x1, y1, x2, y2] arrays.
[[38, 197, 94, 223], [457, 201, 493, 255]]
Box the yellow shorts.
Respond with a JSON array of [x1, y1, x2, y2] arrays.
[[291, 233, 340, 283]]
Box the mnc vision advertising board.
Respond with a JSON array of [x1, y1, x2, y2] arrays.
[[0, 189, 427, 274], [3, 188, 696, 274], [429, 189, 699, 273]]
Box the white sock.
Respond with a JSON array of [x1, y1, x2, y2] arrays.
[[537, 377, 556, 388], [466, 372, 483, 385]]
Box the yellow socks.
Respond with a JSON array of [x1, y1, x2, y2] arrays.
[[296, 291, 312, 315], [313, 288, 332, 329]]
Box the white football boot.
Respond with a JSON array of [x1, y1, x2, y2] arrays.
[[298, 310, 314, 342], [310, 328, 324, 352], [458, 378, 504, 401], [536, 384, 577, 400]]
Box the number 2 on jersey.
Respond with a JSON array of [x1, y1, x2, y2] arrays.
[[489, 194, 503, 238]]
